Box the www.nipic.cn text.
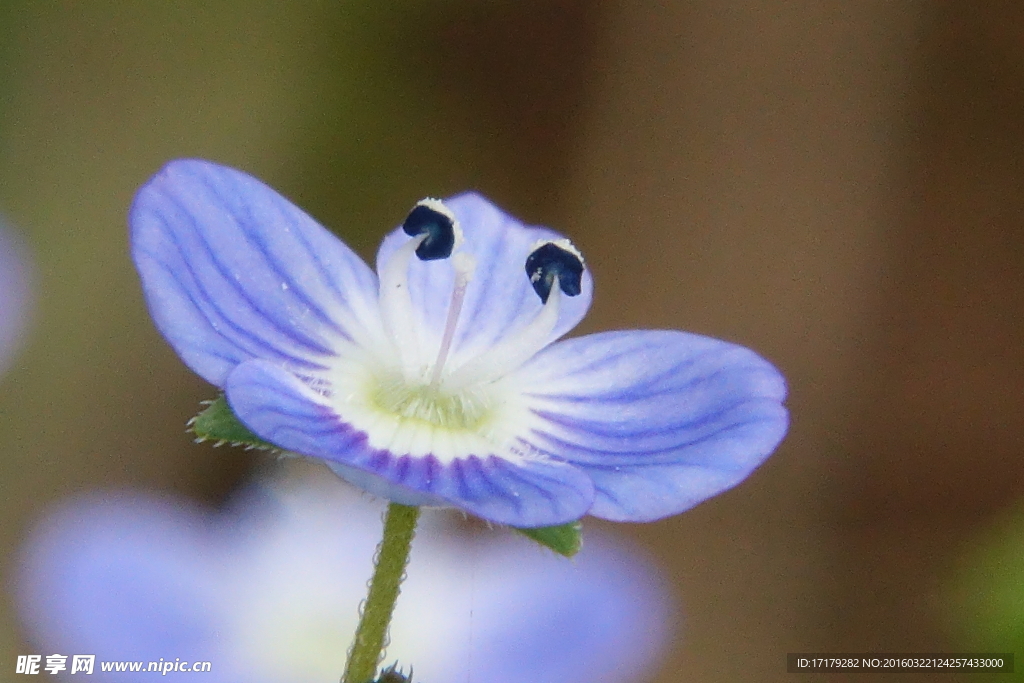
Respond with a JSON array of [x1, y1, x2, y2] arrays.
[[16, 655, 212, 675]]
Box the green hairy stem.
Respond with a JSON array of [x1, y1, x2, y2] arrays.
[[342, 503, 421, 683]]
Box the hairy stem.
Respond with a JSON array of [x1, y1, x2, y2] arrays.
[[342, 503, 420, 683]]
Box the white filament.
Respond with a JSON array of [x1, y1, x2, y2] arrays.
[[377, 234, 428, 377], [446, 278, 562, 390]]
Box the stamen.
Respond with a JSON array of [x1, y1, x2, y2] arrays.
[[429, 252, 476, 387], [446, 239, 585, 387], [446, 279, 563, 389], [525, 238, 584, 303], [377, 233, 429, 375], [376, 199, 462, 379], [402, 198, 462, 261]]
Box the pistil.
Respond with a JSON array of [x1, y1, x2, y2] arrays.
[[429, 252, 475, 388]]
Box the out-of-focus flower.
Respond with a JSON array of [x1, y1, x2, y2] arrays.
[[130, 159, 788, 527], [0, 218, 33, 375], [16, 465, 673, 683]]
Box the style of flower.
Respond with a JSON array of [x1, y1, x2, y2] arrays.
[[0, 218, 33, 375], [16, 465, 673, 683], [131, 159, 788, 527]]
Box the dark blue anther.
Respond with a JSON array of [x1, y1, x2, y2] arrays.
[[525, 241, 584, 303], [402, 201, 456, 261]]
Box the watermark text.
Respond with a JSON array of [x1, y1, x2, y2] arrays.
[[16, 655, 212, 675]]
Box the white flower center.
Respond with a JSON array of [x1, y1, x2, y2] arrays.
[[321, 212, 578, 466], [369, 372, 494, 432], [325, 351, 526, 465]]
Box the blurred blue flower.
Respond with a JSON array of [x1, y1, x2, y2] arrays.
[[0, 218, 33, 375], [130, 159, 788, 526], [16, 466, 673, 683]]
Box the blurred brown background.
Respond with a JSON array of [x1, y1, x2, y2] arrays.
[[1, 2, 1023, 682]]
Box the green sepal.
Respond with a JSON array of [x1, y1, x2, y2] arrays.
[[188, 395, 276, 450], [373, 661, 413, 683], [512, 519, 583, 558]]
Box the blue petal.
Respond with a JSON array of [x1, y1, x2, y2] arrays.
[[130, 159, 383, 387], [461, 535, 672, 683], [375, 192, 593, 369], [516, 330, 788, 522], [16, 492, 226, 666], [225, 359, 595, 526]]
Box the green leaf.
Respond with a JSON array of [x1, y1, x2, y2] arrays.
[[512, 520, 583, 558], [188, 395, 276, 450]]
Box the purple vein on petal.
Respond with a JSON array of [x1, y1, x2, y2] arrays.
[[138, 239, 329, 373], [154, 187, 340, 357], [189, 170, 364, 339]]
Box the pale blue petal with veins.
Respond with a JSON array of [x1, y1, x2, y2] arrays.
[[130, 159, 788, 526]]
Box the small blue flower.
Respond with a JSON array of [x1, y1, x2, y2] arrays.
[[16, 467, 673, 682], [131, 159, 788, 527]]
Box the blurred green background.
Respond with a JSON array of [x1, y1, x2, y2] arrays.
[[2, 2, 1024, 681]]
